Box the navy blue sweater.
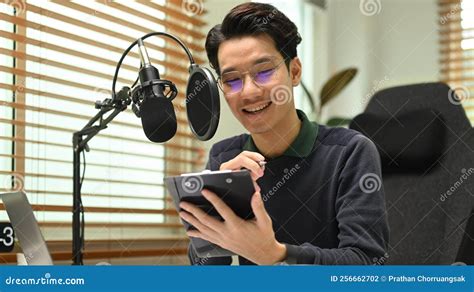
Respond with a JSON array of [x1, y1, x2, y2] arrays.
[[188, 121, 389, 265]]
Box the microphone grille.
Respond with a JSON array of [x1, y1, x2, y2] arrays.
[[140, 97, 177, 143]]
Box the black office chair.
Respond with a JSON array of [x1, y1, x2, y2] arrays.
[[350, 82, 474, 264]]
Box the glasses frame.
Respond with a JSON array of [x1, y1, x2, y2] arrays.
[[217, 57, 289, 96]]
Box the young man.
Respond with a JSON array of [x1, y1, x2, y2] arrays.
[[179, 2, 389, 265]]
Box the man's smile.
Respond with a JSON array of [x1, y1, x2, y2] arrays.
[[242, 101, 272, 114]]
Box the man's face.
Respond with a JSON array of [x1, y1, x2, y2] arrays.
[[217, 34, 301, 135]]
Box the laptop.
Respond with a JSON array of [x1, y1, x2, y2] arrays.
[[0, 191, 53, 265]]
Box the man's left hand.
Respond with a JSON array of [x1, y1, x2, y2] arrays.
[[179, 189, 287, 265]]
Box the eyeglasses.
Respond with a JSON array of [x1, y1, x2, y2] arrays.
[[217, 58, 288, 96]]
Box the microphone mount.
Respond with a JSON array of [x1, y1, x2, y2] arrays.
[[71, 32, 197, 266], [131, 79, 178, 118], [111, 31, 196, 103]]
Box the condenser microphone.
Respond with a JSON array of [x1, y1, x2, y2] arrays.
[[122, 33, 220, 143], [133, 38, 177, 142]]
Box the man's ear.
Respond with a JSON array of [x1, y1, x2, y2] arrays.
[[289, 57, 302, 87]]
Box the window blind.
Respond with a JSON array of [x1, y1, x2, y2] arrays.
[[0, 0, 207, 265], [439, 0, 474, 125]]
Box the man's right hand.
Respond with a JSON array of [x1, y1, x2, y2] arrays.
[[219, 151, 265, 192]]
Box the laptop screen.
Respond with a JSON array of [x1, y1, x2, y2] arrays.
[[0, 192, 53, 265]]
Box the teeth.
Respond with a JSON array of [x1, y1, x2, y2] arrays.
[[245, 102, 271, 113]]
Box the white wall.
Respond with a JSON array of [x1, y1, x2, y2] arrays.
[[322, 0, 439, 122]]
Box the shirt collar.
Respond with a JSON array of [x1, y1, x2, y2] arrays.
[[242, 109, 319, 158]]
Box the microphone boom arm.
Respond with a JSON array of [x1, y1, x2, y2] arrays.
[[72, 88, 130, 265]]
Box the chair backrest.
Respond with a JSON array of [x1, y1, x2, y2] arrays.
[[351, 82, 474, 264]]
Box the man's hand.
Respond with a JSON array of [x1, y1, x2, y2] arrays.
[[220, 151, 265, 192], [179, 189, 287, 265]]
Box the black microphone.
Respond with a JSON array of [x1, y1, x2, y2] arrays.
[[126, 33, 220, 143], [133, 38, 177, 143]]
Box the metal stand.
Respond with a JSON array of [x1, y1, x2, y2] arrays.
[[71, 88, 130, 265]]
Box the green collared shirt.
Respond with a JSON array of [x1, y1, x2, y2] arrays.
[[242, 109, 319, 158]]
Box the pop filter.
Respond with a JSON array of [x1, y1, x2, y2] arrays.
[[186, 64, 220, 141]]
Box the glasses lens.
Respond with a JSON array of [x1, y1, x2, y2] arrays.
[[221, 72, 243, 94], [252, 62, 278, 85]]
